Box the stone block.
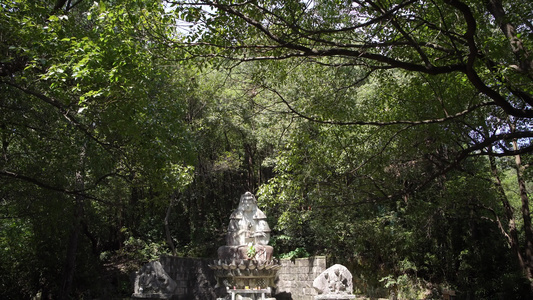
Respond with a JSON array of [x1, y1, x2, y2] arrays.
[[290, 281, 300, 290], [297, 258, 310, 267], [280, 273, 295, 281], [299, 266, 310, 275], [312, 266, 324, 275], [316, 257, 326, 268], [176, 287, 187, 295], [314, 295, 355, 300]]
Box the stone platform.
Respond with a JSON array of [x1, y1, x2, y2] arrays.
[[315, 295, 356, 300], [131, 256, 327, 300]]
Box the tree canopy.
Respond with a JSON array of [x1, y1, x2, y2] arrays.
[[171, 0, 533, 153]]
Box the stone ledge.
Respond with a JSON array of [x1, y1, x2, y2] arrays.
[[315, 294, 356, 300], [132, 292, 174, 299]]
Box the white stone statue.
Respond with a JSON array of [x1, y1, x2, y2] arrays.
[[313, 264, 355, 299], [211, 192, 281, 295], [218, 192, 273, 262], [227, 192, 271, 246]]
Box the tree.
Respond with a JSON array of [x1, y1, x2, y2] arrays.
[[1, 0, 195, 298], [1, 0, 531, 298], [170, 0, 533, 293], [170, 0, 532, 153]]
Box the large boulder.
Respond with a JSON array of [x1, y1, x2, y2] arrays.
[[313, 264, 355, 299], [132, 260, 177, 299]]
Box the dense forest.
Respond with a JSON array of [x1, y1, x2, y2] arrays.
[[1, 0, 532, 299]]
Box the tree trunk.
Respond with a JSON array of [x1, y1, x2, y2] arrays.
[[58, 145, 86, 299], [512, 139, 533, 286], [244, 143, 255, 192], [59, 199, 82, 300], [489, 155, 525, 272], [165, 194, 177, 256]]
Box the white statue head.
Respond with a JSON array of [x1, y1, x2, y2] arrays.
[[239, 192, 257, 213]]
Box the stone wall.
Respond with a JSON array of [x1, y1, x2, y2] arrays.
[[132, 256, 327, 300], [159, 256, 219, 300], [274, 256, 326, 300]]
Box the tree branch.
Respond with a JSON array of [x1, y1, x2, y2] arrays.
[[486, 0, 533, 75], [264, 84, 495, 126], [1, 80, 114, 150], [444, 0, 533, 118]]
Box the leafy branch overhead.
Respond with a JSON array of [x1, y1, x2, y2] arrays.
[[170, 0, 533, 156]]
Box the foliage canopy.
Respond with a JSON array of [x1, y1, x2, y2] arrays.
[[0, 0, 532, 299]]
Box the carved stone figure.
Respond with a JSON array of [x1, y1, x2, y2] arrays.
[[210, 192, 280, 299], [217, 192, 273, 262], [132, 260, 177, 298], [313, 264, 355, 299]]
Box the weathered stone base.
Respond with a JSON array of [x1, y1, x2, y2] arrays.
[[132, 256, 327, 300], [315, 295, 356, 300], [217, 297, 276, 300], [218, 245, 274, 262], [131, 292, 176, 299]]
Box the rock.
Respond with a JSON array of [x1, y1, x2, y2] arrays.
[[313, 264, 355, 299], [132, 260, 177, 299]]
